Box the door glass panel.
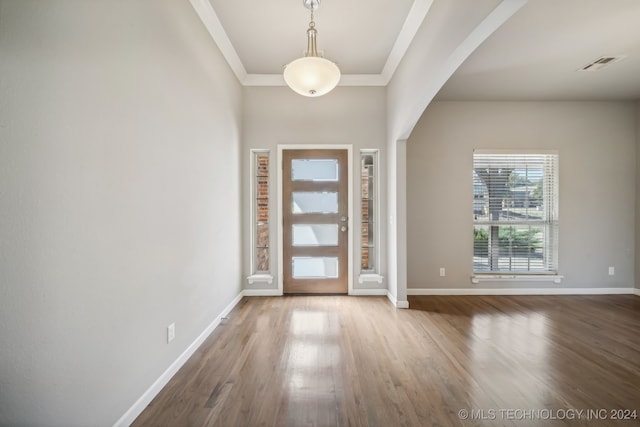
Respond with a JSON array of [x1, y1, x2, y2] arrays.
[[292, 257, 339, 278], [292, 192, 338, 214], [292, 159, 339, 182], [292, 224, 339, 246]]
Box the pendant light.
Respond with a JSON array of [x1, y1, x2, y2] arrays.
[[283, 0, 341, 97]]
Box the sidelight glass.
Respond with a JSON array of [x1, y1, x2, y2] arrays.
[[253, 151, 270, 273], [360, 151, 377, 272]]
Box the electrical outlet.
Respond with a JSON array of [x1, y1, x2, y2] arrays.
[[167, 323, 175, 343], [439, 267, 446, 277], [608, 266, 615, 276]]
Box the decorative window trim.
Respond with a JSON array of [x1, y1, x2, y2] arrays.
[[358, 274, 384, 284], [247, 274, 274, 285], [471, 274, 563, 284]]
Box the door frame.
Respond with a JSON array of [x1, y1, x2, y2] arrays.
[[277, 144, 353, 295]]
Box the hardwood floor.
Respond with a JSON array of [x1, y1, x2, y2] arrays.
[[133, 295, 640, 426]]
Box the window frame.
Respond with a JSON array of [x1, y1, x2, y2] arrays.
[[247, 149, 273, 285], [358, 149, 383, 285], [472, 149, 560, 279]]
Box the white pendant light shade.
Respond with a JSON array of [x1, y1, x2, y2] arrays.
[[284, 56, 341, 97], [284, 0, 340, 97]]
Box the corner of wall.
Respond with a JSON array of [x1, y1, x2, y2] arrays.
[[113, 291, 244, 427], [636, 101, 640, 290]]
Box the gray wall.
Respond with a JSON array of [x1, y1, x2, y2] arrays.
[[407, 101, 637, 290], [242, 86, 387, 291], [0, 1, 243, 425]]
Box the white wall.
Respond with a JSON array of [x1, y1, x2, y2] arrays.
[[637, 102, 640, 290], [242, 86, 386, 292], [407, 101, 637, 290], [0, 1, 243, 425], [386, 0, 503, 141], [384, 0, 524, 305]]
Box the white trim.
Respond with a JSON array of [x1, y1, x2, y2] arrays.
[[188, 0, 246, 83], [381, 0, 434, 84], [277, 149, 284, 295], [396, 140, 408, 305], [242, 74, 388, 87], [386, 291, 409, 308], [386, 291, 398, 305], [407, 288, 636, 296], [113, 291, 243, 427], [395, 0, 528, 141], [249, 149, 271, 276], [350, 288, 388, 296], [396, 300, 410, 309], [277, 145, 354, 295], [359, 149, 381, 277], [243, 289, 282, 297], [189, 0, 433, 87], [634, 288, 640, 296], [246, 274, 273, 285], [471, 275, 563, 284], [358, 274, 384, 284]]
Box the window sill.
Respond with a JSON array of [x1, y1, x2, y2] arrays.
[[358, 274, 384, 284], [471, 274, 563, 284], [247, 274, 273, 285]]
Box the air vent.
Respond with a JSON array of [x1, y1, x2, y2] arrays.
[[578, 55, 625, 71]]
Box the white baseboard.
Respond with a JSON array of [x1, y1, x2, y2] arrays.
[[242, 289, 282, 296], [113, 291, 244, 427], [350, 288, 388, 296], [634, 288, 640, 296], [396, 299, 410, 308], [386, 291, 398, 305], [385, 291, 409, 308], [407, 287, 636, 296]]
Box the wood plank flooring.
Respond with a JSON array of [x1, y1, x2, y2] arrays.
[[133, 295, 640, 426]]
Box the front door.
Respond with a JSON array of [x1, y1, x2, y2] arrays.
[[283, 149, 348, 294]]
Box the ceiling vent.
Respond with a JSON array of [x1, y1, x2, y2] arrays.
[[578, 55, 625, 71]]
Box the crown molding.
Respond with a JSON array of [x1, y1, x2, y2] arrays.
[[381, 0, 434, 84], [189, 0, 247, 83], [190, 0, 430, 87], [242, 73, 387, 87]]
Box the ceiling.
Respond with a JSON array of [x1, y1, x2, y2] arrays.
[[193, 0, 423, 85], [193, 0, 640, 100], [436, 0, 640, 100], [209, 0, 414, 76]]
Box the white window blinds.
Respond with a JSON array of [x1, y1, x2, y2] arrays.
[[473, 151, 559, 274]]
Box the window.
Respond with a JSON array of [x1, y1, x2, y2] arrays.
[[360, 150, 379, 274], [252, 150, 270, 274], [473, 150, 558, 274]]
